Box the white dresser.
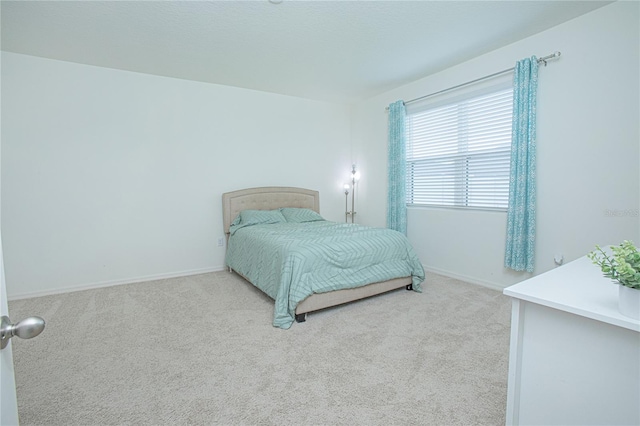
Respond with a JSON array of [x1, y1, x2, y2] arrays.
[[503, 255, 640, 426]]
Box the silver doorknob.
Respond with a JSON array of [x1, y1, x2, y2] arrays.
[[0, 315, 45, 350]]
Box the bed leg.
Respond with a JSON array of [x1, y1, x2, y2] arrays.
[[406, 284, 413, 291], [295, 313, 306, 323]]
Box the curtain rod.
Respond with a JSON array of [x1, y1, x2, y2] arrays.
[[386, 51, 561, 111]]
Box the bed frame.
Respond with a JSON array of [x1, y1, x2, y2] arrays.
[[222, 186, 412, 322]]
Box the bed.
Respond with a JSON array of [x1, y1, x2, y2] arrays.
[[222, 186, 425, 329]]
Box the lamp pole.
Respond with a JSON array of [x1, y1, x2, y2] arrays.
[[350, 173, 356, 223], [344, 165, 360, 224], [344, 185, 350, 223]]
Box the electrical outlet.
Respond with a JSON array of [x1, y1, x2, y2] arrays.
[[554, 254, 564, 266], [217, 237, 224, 247]]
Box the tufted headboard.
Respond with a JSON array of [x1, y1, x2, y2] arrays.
[[222, 187, 320, 236]]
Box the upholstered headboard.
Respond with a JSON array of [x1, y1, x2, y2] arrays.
[[222, 187, 320, 235]]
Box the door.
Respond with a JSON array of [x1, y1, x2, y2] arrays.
[[0, 235, 19, 425]]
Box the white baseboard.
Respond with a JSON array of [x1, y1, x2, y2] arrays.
[[10, 264, 507, 301], [8, 266, 227, 301], [423, 265, 507, 292]]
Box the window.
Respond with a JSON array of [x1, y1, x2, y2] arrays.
[[406, 86, 513, 210]]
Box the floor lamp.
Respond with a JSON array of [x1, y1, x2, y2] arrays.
[[344, 164, 360, 223]]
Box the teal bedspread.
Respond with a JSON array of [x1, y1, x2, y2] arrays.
[[226, 220, 425, 329]]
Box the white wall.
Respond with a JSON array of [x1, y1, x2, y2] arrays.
[[353, 1, 640, 289], [1, 53, 353, 298], [3, 2, 639, 298]]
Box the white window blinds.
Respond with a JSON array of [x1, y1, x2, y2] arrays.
[[406, 87, 513, 210]]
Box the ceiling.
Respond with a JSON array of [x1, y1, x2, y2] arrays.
[[1, 1, 612, 104]]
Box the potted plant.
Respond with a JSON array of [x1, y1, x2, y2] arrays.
[[588, 240, 640, 320]]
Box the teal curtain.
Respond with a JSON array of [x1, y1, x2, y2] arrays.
[[387, 100, 407, 235], [505, 56, 539, 272]]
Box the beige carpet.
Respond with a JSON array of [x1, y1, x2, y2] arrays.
[[9, 271, 511, 426]]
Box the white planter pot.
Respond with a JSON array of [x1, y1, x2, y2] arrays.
[[618, 285, 640, 320]]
